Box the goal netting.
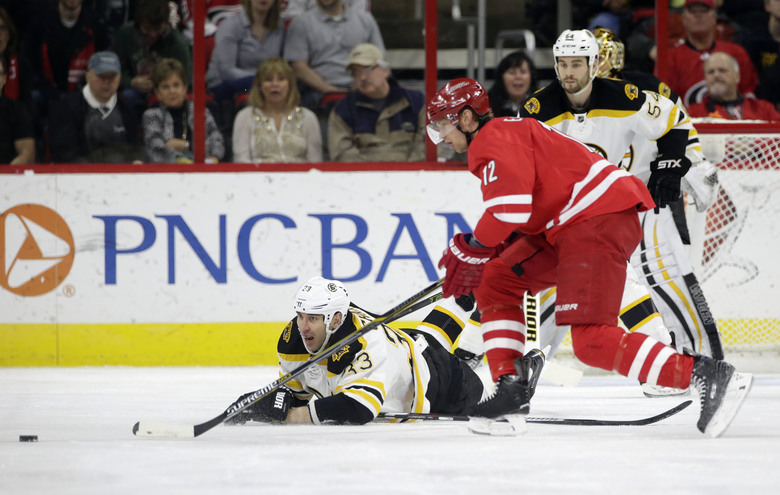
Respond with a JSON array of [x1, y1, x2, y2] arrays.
[[688, 121, 780, 371]]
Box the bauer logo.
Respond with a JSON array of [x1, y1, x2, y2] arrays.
[[0, 204, 75, 296]]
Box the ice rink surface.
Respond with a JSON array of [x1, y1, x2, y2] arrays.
[[1, 366, 778, 495]]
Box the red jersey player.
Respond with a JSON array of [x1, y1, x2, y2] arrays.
[[426, 77, 752, 437]]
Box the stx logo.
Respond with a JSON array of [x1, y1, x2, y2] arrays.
[[656, 159, 683, 170], [1, 204, 74, 296]]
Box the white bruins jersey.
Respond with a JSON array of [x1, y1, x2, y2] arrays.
[[277, 306, 434, 425], [520, 77, 692, 184]]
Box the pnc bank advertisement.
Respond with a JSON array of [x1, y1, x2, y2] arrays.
[[0, 169, 482, 365]]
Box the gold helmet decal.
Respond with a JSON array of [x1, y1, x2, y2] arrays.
[[593, 27, 625, 78]]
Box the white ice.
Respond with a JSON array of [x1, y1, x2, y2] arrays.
[[1, 366, 778, 495]]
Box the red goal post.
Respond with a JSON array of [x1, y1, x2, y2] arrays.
[[688, 121, 780, 365]]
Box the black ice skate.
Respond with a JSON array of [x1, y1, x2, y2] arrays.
[[690, 355, 753, 437], [470, 349, 546, 418]]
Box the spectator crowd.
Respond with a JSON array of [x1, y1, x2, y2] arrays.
[[1, 0, 779, 166]]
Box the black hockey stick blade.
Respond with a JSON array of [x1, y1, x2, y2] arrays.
[[377, 400, 693, 426], [133, 278, 445, 438]]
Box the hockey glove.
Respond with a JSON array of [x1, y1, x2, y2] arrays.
[[438, 233, 499, 298], [224, 387, 293, 425], [648, 154, 691, 211]]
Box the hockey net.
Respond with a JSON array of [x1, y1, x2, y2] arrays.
[[690, 122, 780, 368]]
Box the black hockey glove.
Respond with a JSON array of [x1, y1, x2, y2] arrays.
[[224, 387, 293, 425], [648, 154, 691, 211]]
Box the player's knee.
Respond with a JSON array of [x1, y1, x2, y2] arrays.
[[570, 323, 625, 371]]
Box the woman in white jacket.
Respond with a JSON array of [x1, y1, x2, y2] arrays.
[[232, 57, 322, 163]]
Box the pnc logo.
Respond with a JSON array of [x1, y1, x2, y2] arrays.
[[0, 204, 75, 296]]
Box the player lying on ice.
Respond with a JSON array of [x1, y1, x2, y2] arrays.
[[426, 77, 752, 437], [225, 276, 541, 426]]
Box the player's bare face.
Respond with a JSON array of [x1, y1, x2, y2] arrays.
[[297, 313, 328, 353], [557, 57, 591, 94], [436, 119, 468, 153]]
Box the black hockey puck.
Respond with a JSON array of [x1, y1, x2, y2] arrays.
[[19, 435, 38, 442]]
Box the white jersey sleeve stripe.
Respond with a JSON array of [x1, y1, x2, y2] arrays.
[[549, 166, 632, 229], [494, 212, 532, 223], [484, 194, 532, 208]]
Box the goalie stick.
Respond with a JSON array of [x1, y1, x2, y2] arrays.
[[377, 399, 692, 426], [132, 278, 444, 438]]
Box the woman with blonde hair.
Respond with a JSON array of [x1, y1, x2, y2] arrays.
[[232, 57, 322, 162]]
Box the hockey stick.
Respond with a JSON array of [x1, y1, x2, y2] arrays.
[[132, 278, 445, 438], [377, 399, 692, 426]]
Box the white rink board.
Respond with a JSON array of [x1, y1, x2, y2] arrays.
[[2, 168, 778, 329], [1, 170, 482, 324]]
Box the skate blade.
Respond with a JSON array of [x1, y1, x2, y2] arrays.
[[642, 383, 690, 398], [467, 414, 527, 436], [705, 372, 753, 438]]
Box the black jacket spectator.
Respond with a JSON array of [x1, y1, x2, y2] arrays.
[[49, 87, 141, 163]]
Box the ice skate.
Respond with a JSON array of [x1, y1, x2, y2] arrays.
[[470, 349, 546, 418], [691, 356, 753, 438]]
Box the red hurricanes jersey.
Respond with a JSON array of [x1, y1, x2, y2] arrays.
[[468, 118, 654, 246], [666, 40, 758, 107]]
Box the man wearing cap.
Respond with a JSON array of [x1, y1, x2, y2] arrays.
[[327, 43, 425, 162], [666, 0, 758, 107], [49, 51, 142, 163]]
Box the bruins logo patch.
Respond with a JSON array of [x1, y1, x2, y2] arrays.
[[282, 322, 293, 343], [658, 82, 671, 98], [625, 84, 639, 100], [524, 97, 540, 114], [331, 345, 350, 362]]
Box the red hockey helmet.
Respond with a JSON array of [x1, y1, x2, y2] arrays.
[[426, 78, 491, 144]]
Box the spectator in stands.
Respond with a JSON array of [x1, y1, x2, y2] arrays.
[[665, 0, 758, 107], [687, 51, 780, 120], [281, 0, 368, 20], [487, 50, 538, 118], [0, 7, 23, 100], [232, 57, 321, 162], [142, 58, 225, 163], [112, 0, 192, 112], [206, 0, 285, 102], [49, 51, 143, 163], [22, 0, 109, 115], [739, 0, 780, 110], [0, 55, 34, 164], [625, 0, 741, 74], [283, 0, 384, 112], [328, 43, 425, 162]]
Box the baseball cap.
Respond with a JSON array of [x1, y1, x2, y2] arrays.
[[684, 0, 715, 9], [88, 51, 121, 75], [347, 43, 386, 68]]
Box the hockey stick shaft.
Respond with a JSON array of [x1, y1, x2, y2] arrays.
[[377, 400, 692, 426], [133, 278, 445, 438]]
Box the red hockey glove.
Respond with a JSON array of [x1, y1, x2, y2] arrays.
[[438, 233, 499, 298]]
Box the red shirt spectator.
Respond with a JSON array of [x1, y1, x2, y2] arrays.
[[664, 0, 758, 107], [687, 51, 780, 120]]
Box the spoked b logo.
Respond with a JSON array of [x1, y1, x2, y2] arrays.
[[1, 204, 75, 296]]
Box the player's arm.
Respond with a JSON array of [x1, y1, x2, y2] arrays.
[[637, 91, 692, 208]]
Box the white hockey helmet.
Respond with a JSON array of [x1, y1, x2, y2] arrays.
[[292, 276, 350, 350], [553, 29, 600, 86]]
